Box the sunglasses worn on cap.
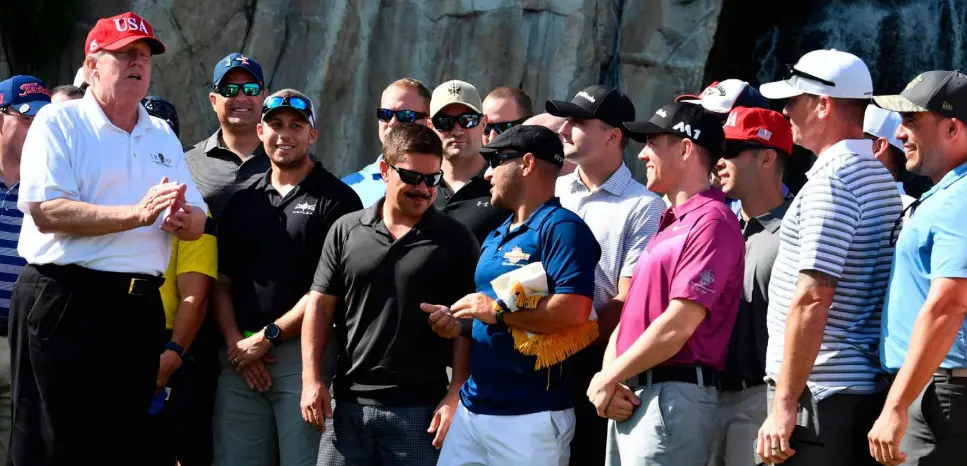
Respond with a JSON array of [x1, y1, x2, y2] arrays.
[[386, 162, 444, 187], [487, 151, 526, 169], [216, 82, 262, 98], [784, 64, 836, 87], [263, 95, 313, 116], [485, 117, 528, 135], [432, 113, 481, 131], [376, 108, 428, 123]]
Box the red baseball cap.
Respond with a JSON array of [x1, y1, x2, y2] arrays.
[[85, 12, 165, 56], [722, 107, 793, 156]]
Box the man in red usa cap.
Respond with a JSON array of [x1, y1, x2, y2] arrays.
[[9, 11, 206, 466], [708, 107, 793, 466]]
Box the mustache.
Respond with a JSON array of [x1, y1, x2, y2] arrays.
[[404, 191, 431, 200]]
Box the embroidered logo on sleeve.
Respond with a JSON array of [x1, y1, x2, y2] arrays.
[[691, 269, 716, 295]]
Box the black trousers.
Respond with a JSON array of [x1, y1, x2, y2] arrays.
[[143, 331, 195, 466], [569, 344, 607, 466], [900, 374, 967, 466], [8, 264, 164, 466], [175, 317, 219, 466]]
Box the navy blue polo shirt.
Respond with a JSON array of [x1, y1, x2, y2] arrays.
[[459, 197, 601, 415]]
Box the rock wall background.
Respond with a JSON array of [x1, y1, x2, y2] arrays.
[[0, 0, 723, 177]]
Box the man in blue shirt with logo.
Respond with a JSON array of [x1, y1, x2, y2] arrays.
[[0, 75, 49, 463], [868, 71, 967, 466], [424, 125, 600, 465]]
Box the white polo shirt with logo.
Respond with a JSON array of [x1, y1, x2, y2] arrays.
[[18, 92, 204, 275]]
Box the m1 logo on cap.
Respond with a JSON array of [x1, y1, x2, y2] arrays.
[[577, 91, 596, 103], [114, 17, 150, 34], [672, 121, 702, 140]]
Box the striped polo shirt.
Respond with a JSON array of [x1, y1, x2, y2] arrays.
[[766, 139, 902, 400], [556, 163, 665, 314], [0, 181, 25, 320]]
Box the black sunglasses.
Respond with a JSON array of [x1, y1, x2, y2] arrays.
[[216, 82, 262, 98], [432, 113, 481, 131], [486, 151, 526, 169], [0, 106, 34, 123], [784, 64, 836, 87], [263, 95, 313, 116], [376, 108, 428, 123], [386, 162, 443, 187], [485, 117, 528, 135]]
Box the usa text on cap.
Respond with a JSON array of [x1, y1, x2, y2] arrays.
[[723, 107, 793, 156], [623, 102, 725, 155], [85, 12, 165, 55], [213, 53, 265, 88], [545, 85, 635, 128], [675, 79, 769, 115], [874, 70, 967, 122], [430, 80, 482, 117], [759, 49, 872, 100], [0, 75, 51, 117]]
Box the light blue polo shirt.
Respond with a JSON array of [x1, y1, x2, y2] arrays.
[[459, 197, 601, 416], [881, 161, 967, 371], [341, 156, 385, 208]]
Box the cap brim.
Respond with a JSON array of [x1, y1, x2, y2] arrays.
[[19, 101, 50, 117], [263, 106, 315, 128], [873, 95, 930, 113], [725, 140, 788, 158], [545, 100, 595, 119], [675, 96, 702, 103], [101, 36, 166, 55], [759, 80, 804, 100], [622, 121, 668, 142]]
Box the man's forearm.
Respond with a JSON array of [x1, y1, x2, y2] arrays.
[[594, 298, 624, 346], [602, 322, 621, 368], [601, 300, 704, 383], [775, 274, 834, 406], [172, 207, 206, 241], [212, 276, 242, 344], [302, 292, 336, 384], [275, 293, 309, 340], [503, 294, 592, 334], [170, 272, 212, 351], [450, 336, 471, 392], [28, 199, 142, 236]]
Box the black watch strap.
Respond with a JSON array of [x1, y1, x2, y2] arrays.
[[265, 323, 284, 346], [164, 341, 185, 358]]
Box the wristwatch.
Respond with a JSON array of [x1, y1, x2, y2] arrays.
[[264, 323, 283, 346], [164, 341, 185, 359], [495, 309, 506, 326]]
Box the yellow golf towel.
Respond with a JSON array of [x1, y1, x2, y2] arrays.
[[491, 262, 598, 370]]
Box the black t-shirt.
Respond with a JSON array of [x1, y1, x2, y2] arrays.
[[219, 162, 362, 332], [311, 202, 480, 406], [434, 171, 509, 245]]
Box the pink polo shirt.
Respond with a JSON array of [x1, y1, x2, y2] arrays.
[[615, 188, 744, 371]]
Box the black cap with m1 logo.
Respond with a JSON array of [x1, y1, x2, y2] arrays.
[[874, 70, 967, 121], [545, 85, 636, 128], [622, 102, 725, 156]]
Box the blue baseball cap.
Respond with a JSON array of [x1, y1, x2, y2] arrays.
[[212, 53, 264, 88], [0, 75, 51, 116]]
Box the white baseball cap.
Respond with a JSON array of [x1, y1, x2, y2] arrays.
[[760, 49, 873, 100], [863, 105, 903, 151], [73, 67, 87, 87], [675, 79, 770, 115]]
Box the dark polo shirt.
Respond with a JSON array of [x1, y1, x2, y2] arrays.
[[311, 201, 480, 407], [435, 170, 508, 245], [721, 199, 790, 386], [219, 162, 362, 332], [184, 129, 271, 221]]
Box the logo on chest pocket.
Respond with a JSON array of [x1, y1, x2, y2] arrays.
[[293, 202, 315, 215], [149, 153, 174, 168]]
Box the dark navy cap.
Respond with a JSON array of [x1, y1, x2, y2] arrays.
[[0, 75, 51, 116], [212, 53, 264, 88], [142, 96, 180, 137], [480, 124, 565, 167]]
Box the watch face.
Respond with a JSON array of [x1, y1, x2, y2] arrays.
[[266, 324, 281, 339]]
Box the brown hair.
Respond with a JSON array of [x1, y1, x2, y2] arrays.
[[382, 123, 443, 164], [388, 78, 431, 106], [486, 86, 534, 118]]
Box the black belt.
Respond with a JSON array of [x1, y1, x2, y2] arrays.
[[32, 263, 163, 296], [717, 376, 766, 392], [628, 366, 718, 389]]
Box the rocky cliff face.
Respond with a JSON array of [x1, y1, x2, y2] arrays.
[[3, 0, 723, 176]]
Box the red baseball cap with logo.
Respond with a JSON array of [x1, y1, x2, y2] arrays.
[[85, 12, 166, 55], [722, 107, 793, 156]]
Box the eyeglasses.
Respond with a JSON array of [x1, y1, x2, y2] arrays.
[[784, 64, 836, 87], [216, 82, 262, 98], [386, 162, 444, 187], [0, 106, 34, 123], [263, 95, 313, 116], [376, 108, 428, 123], [431, 113, 481, 131], [890, 199, 920, 247], [486, 151, 525, 169], [484, 117, 527, 135]]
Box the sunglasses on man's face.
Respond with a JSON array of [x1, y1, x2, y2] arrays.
[[484, 117, 528, 135], [377, 108, 428, 123], [216, 82, 263, 98], [486, 151, 526, 169], [0, 106, 34, 123], [386, 162, 444, 187], [783, 64, 836, 87], [431, 113, 481, 131]]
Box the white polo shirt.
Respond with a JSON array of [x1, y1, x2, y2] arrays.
[[18, 93, 204, 275]]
